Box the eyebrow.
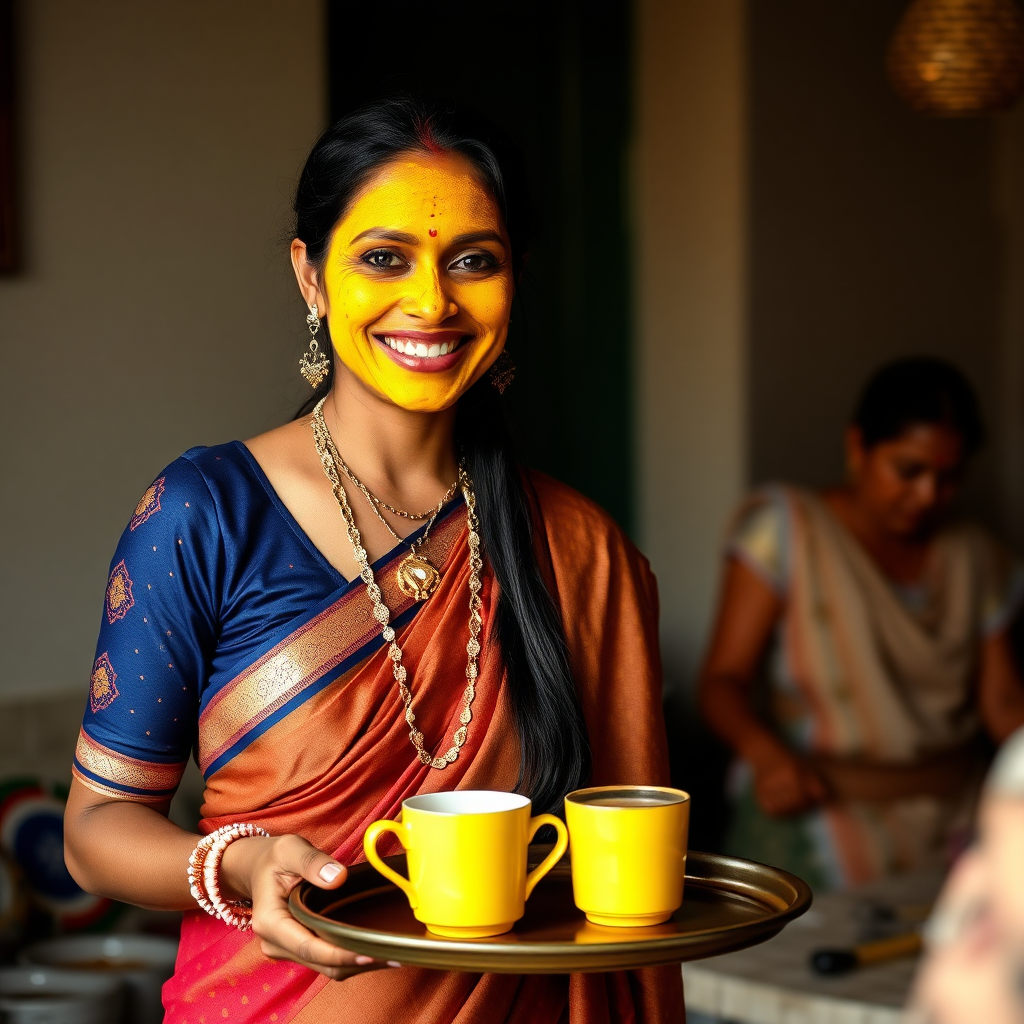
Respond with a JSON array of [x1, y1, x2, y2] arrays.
[[350, 229, 419, 245], [349, 228, 508, 249], [449, 230, 507, 248]]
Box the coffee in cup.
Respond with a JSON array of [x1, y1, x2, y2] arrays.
[[363, 790, 568, 938], [564, 785, 689, 927]]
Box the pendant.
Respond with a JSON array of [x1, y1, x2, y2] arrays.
[[397, 553, 441, 601]]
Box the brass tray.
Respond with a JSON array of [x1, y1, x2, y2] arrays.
[[289, 849, 812, 973]]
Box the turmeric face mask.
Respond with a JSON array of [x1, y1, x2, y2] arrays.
[[318, 151, 513, 413]]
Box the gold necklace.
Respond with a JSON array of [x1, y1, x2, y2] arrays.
[[311, 398, 483, 770], [311, 403, 454, 601], [338, 460, 455, 600], [337, 455, 459, 522], [355, 488, 444, 601]]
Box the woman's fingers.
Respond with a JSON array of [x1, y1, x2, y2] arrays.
[[252, 893, 391, 974], [219, 834, 345, 903], [244, 834, 395, 974], [800, 766, 828, 804], [271, 833, 348, 890], [757, 787, 802, 816], [212, 832, 394, 976], [250, 864, 351, 962], [258, 937, 392, 980], [254, 907, 363, 968], [756, 759, 810, 815], [755, 755, 827, 816]]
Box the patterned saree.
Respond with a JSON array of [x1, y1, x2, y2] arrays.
[[72, 444, 684, 1023]]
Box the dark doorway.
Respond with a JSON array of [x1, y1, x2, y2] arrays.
[[327, 1, 635, 530]]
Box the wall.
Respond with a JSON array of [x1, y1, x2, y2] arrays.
[[747, 0, 1011, 523], [633, 0, 748, 684], [0, 0, 327, 706], [994, 102, 1024, 552]]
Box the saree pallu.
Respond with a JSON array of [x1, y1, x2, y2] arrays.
[[726, 487, 1021, 889], [161, 473, 682, 1023]]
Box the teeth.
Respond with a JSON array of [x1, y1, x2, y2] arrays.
[[381, 336, 462, 357]]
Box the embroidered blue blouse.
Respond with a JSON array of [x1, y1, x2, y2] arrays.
[[73, 442, 347, 803]]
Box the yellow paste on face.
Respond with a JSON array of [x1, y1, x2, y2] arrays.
[[318, 151, 513, 412]]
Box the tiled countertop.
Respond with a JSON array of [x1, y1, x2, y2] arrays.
[[683, 868, 943, 1024]]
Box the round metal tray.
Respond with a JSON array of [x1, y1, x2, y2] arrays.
[[289, 849, 812, 973]]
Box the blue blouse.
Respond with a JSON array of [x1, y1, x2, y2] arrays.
[[74, 442, 347, 801]]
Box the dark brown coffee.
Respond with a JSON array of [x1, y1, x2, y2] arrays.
[[585, 796, 669, 807], [571, 787, 687, 808]]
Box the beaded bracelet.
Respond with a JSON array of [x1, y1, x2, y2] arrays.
[[187, 823, 269, 931]]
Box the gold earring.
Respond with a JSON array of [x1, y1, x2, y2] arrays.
[[298, 304, 330, 388], [489, 350, 515, 394]]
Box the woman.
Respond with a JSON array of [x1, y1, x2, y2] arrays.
[[63, 97, 683, 1022], [698, 357, 1024, 891]]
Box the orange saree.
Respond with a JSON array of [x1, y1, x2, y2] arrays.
[[162, 473, 683, 1023]]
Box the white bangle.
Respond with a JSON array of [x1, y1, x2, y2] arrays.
[[187, 823, 269, 931]]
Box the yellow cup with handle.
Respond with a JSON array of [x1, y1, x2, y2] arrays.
[[363, 790, 568, 938], [565, 785, 690, 927]]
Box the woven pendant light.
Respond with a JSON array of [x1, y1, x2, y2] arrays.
[[887, 0, 1024, 115]]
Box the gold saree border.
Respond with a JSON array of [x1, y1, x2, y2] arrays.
[[198, 506, 467, 776], [72, 727, 186, 803]]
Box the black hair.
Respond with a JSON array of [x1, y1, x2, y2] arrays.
[[852, 356, 985, 455], [292, 95, 591, 812]]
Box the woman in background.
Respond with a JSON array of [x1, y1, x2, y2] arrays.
[[64, 97, 682, 1022], [699, 357, 1024, 890]]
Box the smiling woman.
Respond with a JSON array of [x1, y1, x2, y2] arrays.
[[300, 150, 514, 412], [61, 96, 683, 1024]]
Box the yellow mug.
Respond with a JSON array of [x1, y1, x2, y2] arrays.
[[363, 790, 568, 938], [565, 785, 690, 927]]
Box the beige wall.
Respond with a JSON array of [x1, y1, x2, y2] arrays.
[[745, 2, 1005, 525], [0, 0, 326, 703], [633, 0, 748, 682]]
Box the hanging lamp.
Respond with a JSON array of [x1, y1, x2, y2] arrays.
[[887, 0, 1024, 115]]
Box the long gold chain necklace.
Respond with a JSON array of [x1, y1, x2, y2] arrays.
[[310, 397, 483, 769], [311, 402, 454, 601]]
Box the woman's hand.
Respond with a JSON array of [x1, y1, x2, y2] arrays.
[[696, 558, 826, 817], [978, 630, 1024, 743], [65, 781, 395, 980], [221, 834, 396, 980], [749, 739, 827, 817]]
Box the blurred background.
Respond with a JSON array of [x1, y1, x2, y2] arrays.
[[0, 0, 1022, 951]]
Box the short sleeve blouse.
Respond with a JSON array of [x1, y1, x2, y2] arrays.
[[72, 443, 343, 804]]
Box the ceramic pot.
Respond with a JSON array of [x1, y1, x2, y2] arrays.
[[20, 934, 177, 1024], [0, 965, 122, 1024]]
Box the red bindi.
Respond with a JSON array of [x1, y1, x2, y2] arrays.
[[429, 229, 437, 237]]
